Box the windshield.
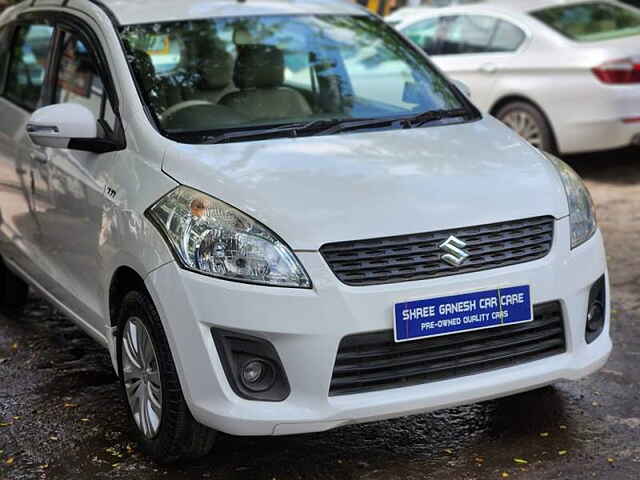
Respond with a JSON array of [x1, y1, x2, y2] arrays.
[[121, 15, 470, 142], [531, 2, 640, 42]]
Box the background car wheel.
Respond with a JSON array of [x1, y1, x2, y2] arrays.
[[0, 257, 29, 309], [496, 101, 556, 153], [116, 290, 216, 463]]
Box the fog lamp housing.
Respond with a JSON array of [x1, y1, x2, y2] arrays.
[[212, 328, 290, 401], [585, 275, 606, 344]]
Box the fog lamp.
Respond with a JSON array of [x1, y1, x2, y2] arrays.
[[242, 360, 265, 385], [585, 275, 606, 344], [240, 359, 275, 392], [586, 302, 604, 333]]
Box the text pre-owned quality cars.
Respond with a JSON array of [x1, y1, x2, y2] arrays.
[[0, 0, 610, 463]]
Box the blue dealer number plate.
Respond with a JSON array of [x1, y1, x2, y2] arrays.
[[394, 285, 532, 342]]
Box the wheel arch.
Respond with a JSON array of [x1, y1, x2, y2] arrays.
[[489, 94, 559, 153], [106, 265, 152, 374], [108, 265, 149, 328]]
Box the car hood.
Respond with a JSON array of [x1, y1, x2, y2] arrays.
[[162, 116, 568, 250]]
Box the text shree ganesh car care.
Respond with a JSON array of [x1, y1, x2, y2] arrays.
[[0, 0, 610, 463]]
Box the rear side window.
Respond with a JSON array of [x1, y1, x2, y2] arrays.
[[532, 2, 640, 42], [440, 15, 499, 54], [489, 20, 526, 52], [4, 24, 54, 110]]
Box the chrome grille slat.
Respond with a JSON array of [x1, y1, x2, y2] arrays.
[[320, 216, 554, 286]]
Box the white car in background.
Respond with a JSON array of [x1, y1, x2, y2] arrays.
[[388, 0, 640, 154]]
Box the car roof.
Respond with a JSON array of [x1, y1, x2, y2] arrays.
[[96, 0, 365, 25], [11, 0, 366, 26]]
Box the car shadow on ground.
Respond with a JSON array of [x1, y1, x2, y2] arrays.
[[564, 147, 639, 185]]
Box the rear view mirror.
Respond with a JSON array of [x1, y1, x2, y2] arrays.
[[27, 103, 97, 149]]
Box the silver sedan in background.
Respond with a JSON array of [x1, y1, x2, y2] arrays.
[[388, 0, 640, 154]]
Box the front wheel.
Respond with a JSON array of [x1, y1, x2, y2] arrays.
[[496, 101, 555, 153], [116, 290, 216, 463]]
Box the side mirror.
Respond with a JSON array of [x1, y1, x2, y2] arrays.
[[26, 104, 121, 153], [27, 103, 97, 149], [452, 79, 471, 98]]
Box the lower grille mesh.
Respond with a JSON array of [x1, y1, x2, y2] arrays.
[[329, 302, 565, 396]]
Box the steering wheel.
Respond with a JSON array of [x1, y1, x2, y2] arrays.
[[160, 100, 215, 123]]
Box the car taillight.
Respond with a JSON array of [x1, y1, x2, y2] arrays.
[[593, 57, 640, 84]]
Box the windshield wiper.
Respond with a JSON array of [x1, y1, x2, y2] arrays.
[[314, 108, 473, 136], [201, 119, 344, 144], [313, 116, 405, 136], [407, 108, 471, 128], [193, 108, 472, 145]]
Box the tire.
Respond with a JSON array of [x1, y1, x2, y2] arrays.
[[116, 290, 216, 463], [0, 257, 29, 309], [495, 101, 556, 154]]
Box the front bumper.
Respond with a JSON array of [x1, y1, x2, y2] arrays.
[[145, 217, 611, 436]]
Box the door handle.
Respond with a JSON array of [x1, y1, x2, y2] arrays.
[[480, 63, 498, 74], [29, 151, 48, 165]]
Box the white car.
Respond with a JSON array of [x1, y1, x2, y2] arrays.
[[0, 0, 610, 463], [388, 0, 640, 154]]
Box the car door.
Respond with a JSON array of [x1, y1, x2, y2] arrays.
[[39, 24, 123, 332], [0, 20, 56, 285], [423, 15, 527, 112]]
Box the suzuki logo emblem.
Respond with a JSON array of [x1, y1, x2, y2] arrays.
[[439, 236, 470, 267]]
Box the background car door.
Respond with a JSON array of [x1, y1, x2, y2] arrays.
[[0, 22, 56, 285], [37, 28, 121, 332], [409, 15, 527, 111]]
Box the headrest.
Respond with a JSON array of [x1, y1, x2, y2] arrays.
[[130, 49, 156, 93], [234, 45, 285, 89], [199, 49, 234, 90], [233, 28, 254, 46]]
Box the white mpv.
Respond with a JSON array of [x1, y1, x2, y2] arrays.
[[0, 0, 611, 463]]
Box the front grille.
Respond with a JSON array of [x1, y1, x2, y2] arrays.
[[320, 216, 554, 286], [330, 302, 565, 396]]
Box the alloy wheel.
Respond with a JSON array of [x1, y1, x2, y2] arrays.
[[501, 110, 543, 149], [121, 317, 163, 439]]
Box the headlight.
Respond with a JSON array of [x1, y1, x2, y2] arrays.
[[148, 186, 311, 288], [545, 153, 597, 249]]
